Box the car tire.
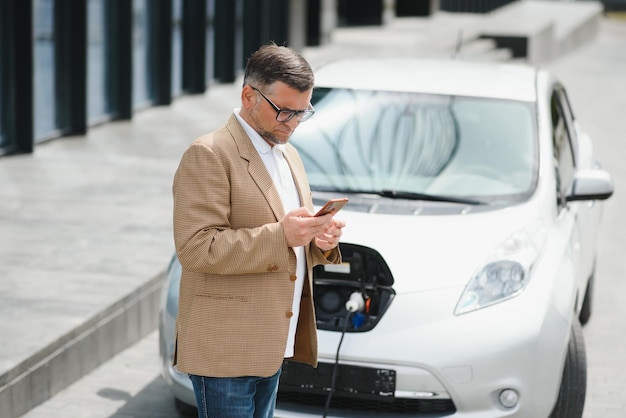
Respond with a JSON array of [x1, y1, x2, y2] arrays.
[[175, 398, 197, 417], [579, 270, 594, 326], [548, 318, 587, 418]]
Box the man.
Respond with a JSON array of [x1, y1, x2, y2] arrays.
[[172, 44, 346, 418]]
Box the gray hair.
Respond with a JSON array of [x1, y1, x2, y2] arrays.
[[243, 44, 314, 92]]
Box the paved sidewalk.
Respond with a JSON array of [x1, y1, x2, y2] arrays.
[[20, 331, 174, 418], [1, 3, 625, 418], [546, 16, 626, 418]]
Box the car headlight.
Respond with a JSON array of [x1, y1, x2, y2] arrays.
[[454, 227, 542, 315], [454, 259, 527, 315]]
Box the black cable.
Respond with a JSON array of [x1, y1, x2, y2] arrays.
[[322, 310, 352, 418]]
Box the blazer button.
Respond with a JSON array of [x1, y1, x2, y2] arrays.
[[289, 275, 297, 282], [286, 311, 293, 318]]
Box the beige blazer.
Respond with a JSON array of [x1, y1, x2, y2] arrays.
[[172, 115, 340, 378]]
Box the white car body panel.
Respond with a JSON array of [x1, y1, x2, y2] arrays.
[[332, 207, 547, 293]]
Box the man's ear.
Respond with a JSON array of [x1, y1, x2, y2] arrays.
[[241, 85, 256, 109]]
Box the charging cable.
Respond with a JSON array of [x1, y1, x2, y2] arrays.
[[322, 292, 365, 418], [322, 310, 350, 418]]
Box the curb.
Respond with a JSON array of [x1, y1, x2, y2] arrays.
[[0, 271, 164, 418]]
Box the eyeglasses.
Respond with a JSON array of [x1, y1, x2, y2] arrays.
[[250, 86, 315, 122]]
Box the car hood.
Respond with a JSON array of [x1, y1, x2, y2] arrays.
[[336, 206, 546, 294]]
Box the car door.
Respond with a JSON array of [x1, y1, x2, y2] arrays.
[[550, 85, 594, 306]]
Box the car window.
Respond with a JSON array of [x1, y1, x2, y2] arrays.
[[550, 88, 576, 207], [556, 87, 579, 165], [292, 88, 538, 205]]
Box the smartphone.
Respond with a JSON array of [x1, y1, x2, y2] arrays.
[[314, 198, 349, 217]]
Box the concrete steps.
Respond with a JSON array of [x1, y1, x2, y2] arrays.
[[476, 0, 603, 63], [455, 37, 515, 61]]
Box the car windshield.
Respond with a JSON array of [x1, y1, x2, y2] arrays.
[[291, 88, 538, 205]]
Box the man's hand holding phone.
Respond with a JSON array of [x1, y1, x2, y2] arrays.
[[280, 199, 348, 248], [313, 198, 348, 251]]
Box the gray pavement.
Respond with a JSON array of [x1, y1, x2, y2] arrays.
[[547, 16, 626, 418], [2, 3, 626, 418], [20, 331, 175, 418]]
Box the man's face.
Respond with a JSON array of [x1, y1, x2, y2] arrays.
[[241, 81, 313, 146]]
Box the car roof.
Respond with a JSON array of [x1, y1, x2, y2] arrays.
[[313, 58, 538, 102]]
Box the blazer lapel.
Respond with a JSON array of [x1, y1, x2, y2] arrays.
[[226, 115, 286, 221]]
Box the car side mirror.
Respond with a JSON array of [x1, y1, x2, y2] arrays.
[[566, 169, 614, 202]]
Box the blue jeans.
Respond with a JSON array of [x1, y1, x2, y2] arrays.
[[189, 368, 281, 418]]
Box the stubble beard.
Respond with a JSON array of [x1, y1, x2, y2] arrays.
[[259, 128, 290, 146], [250, 112, 291, 146]]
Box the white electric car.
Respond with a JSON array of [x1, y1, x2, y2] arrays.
[[159, 58, 613, 418]]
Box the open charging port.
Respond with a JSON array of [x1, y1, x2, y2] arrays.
[[313, 243, 395, 332]]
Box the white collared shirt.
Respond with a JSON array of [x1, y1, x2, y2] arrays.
[[234, 110, 307, 358]]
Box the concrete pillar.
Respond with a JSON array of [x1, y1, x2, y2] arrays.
[[320, 0, 337, 44], [289, 0, 307, 51]]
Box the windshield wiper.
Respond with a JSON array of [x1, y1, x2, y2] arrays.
[[312, 187, 486, 205], [311, 186, 488, 205], [378, 190, 485, 205]]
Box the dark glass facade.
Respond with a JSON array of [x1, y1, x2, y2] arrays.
[[0, 0, 351, 156], [33, 0, 58, 141], [87, 0, 110, 124], [132, 0, 152, 110], [171, 0, 183, 98], [0, 19, 5, 150]]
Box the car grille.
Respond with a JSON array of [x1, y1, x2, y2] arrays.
[[277, 391, 456, 415]]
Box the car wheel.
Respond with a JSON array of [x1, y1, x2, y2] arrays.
[[175, 398, 197, 417], [578, 270, 594, 326], [548, 318, 587, 418]]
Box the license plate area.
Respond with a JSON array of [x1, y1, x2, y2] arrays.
[[280, 361, 396, 400]]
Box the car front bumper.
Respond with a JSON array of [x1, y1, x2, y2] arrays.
[[159, 280, 573, 418], [275, 287, 571, 418]]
